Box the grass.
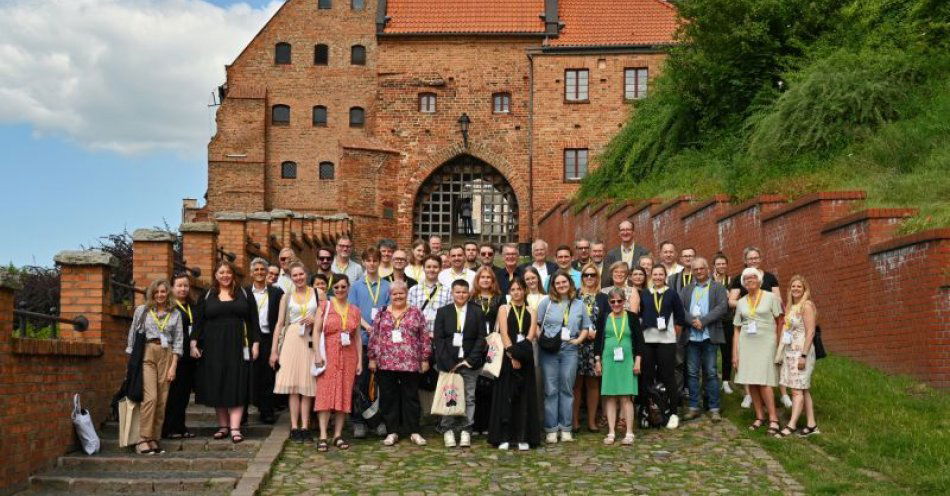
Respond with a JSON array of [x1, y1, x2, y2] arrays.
[[721, 354, 950, 495], [12, 323, 57, 339]]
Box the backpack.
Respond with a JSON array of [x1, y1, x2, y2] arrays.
[[638, 380, 671, 429]]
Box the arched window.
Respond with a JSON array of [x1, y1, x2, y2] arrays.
[[419, 93, 437, 113], [281, 161, 297, 179], [271, 104, 290, 125], [318, 0, 332, 9], [274, 42, 291, 65], [319, 161, 335, 180], [349, 107, 364, 127], [314, 44, 329, 65], [351, 0, 365, 10], [492, 92, 511, 113], [312, 106, 327, 126], [351, 45, 366, 65]]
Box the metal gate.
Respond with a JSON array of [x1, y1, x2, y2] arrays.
[[412, 155, 518, 245]]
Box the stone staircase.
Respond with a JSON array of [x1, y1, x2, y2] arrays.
[[21, 402, 280, 495]]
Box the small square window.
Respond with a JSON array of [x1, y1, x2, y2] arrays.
[[275, 42, 291, 65], [349, 107, 365, 127], [318, 0, 332, 9], [351, 0, 365, 10], [624, 68, 648, 100], [492, 93, 511, 113], [271, 104, 290, 125], [419, 93, 436, 113], [564, 149, 588, 181], [565, 69, 589, 101], [314, 44, 329, 65], [351, 45, 366, 65], [281, 161, 297, 179], [319, 161, 335, 180], [312, 106, 327, 126]]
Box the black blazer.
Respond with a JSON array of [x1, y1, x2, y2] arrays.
[[244, 284, 284, 336], [496, 265, 522, 294], [593, 310, 645, 359], [433, 301, 488, 372]]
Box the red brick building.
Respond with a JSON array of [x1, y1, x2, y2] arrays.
[[202, 0, 678, 248]]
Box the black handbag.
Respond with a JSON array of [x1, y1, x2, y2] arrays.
[[537, 301, 562, 353], [118, 308, 147, 403], [813, 325, 827, 359]]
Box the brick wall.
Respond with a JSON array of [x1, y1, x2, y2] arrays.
[[536, 191, 950, 388]]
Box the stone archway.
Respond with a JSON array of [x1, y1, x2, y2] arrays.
[[412, 154, 519, 245]]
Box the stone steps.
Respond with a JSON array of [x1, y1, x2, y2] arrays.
[[58, 452, 249, 472], [29, 469, 239, 493], [98, 437, 261, 454]]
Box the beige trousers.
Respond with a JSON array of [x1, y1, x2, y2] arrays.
[[140, 342, 173, 440]]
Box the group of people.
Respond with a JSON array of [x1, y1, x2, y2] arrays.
[[125, 220, 820, 454]]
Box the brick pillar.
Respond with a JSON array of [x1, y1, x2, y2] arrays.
[[0, 272, 19, 355], [53, 250, 117, 342], [213, 212, 248, 277], [180, 222, 219, 288], [271, 210, 293, 251], [132, 230, 176, 305], [246, 212, 273, 262]]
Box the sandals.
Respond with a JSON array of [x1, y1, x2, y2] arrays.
[[333, 437, 350, 450], [230, 429, 244, 444], [748, 418, 765, 431], [213, 427, 229, 440], [766, 421, 781, 436], [317, 439, 329, 452], [799, 425, 820, 437], [603, 433, 615, 445], [775, 425, 796, 438], [621, 433, 635, 446], [134, 440, 154, 455]]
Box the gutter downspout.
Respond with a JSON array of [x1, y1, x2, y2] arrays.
[[527, 50, 535, 246]]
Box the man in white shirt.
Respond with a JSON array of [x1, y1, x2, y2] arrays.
[[438, 245, 476, 288], [659, 240, 684, 276], [332, 234, 364, 281], [519, 239, 557, 291], [246, 257, 284, 424], [276, 248, 296, 294]]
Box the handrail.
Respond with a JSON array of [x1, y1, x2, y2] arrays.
[[13, 309, 89, 333]]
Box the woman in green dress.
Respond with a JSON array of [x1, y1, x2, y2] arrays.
[[594, 287, 644, 446]]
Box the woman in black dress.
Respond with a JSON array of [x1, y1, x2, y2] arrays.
[[471, 265, 504, 435], [488, 276, 541, 449], [190, 261, 261, 443]]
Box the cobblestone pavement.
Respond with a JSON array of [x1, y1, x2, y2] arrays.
[[260, 416, 803, 495]]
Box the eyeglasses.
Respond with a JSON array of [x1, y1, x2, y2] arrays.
[[318, 256, 332, 261], [279, 257, 289, 261], [582, 273, 598, 278], [480, 252, 493, 257], [337, 244, 352, 250], [393, 257, 407, 262]]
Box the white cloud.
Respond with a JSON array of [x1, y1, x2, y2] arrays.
[[0, 0, 281, 155]]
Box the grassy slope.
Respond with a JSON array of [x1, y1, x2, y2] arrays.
[[721, 355, 950, 495]]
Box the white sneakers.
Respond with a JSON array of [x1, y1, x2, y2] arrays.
[[498, 442, 509, 450], [560, 431, 574, 442], [518, 442, 530, 451], [459, 431, 471, 447], [443, 431, 456, 448], [666, 414, 680, 429], [781, 394, 793, 409], [382, 433, 398, 446], [621, 432, 635, 445], [500, 442, 530, 450], [410, 433, 427, 446], [741, 394, 753, 409], [545, 432, 558, 444], [722, 381, 734, 394]]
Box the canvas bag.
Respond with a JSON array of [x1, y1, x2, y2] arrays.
[[117, 397, 140, 448], [479, 331, 504, 378], [430, 371, 466, 416], [71, 394, 100, 454]]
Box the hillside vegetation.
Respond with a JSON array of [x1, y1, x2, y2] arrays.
[[579, 0, 949, 232]]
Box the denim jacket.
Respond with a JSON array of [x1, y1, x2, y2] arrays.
[[536, 296, 593, 351]]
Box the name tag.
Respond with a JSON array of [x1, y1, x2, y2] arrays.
[[516, 334, 525, 343], [160, 334, 169, 349], [747, 320, 758, 334], [242, 346, 251, 361], [458, 346, 465, 359], [452, 332, 463, 347], [561, 327, 571, 341], [613, 347, 624, 362], [311, 363, 321, 376], [692, 305, 702, 317], [782, 330, 793, 344], [505, 295, 511, 303], [298, 325, 306, 336], [392, 328, 404, 344], [371, 308, 379, 320], [341, 332, 351, 346], [261, 325, 270, 335], [657, 317, 667, 330]]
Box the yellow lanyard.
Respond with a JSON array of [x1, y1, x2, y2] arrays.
[[455, 305, 465, 333], [512, 304, 526, 335], [332, 298, 350, 331], [693, 283, 709, 302], [652, 288, 665, 315], [366, 277, 381, 306], [747, 290, 763, 318], [422, 282, 441, 303], [622, 244, 635, 263], [480, 297, 492, 315], [784, 303, 801, 330], [175, 302, 192, 323], [392, 308, 407, 330], [682, 272, 693, 286], [254, 289, 268, 312], [561, 302, 570, 327], [327, 273, 334, 289], [610, 314, 627, 343], [293, 288, 312, 321], [149, 309, 171, 333]]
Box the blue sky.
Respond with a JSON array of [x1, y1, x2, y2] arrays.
[[0, 0, 280, 266]]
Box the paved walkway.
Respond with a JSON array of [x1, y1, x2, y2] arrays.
[[260, 417, 804, 495]]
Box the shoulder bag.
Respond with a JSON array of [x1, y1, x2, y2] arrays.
[[538, 300, 562, 354]]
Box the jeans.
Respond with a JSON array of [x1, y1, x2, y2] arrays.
[[539, 347, 579, 432], [687, 339, 721, 411], [437, 367, 478, 434]]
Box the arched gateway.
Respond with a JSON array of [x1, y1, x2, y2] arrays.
[[413, 155, 518, 245]]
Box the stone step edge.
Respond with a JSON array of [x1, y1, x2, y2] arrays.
[[231, 415, 289, 496], [29, 473, 238, 493], [57, 455, 249, 471]]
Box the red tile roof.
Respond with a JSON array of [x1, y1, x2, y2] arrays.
[[384, 0, 547, 34], [547, 0, 679, 47]]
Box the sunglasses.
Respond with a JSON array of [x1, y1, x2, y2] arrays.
[[480, 252, 493, 256], [609, 299, 624, 304], [582, 273, 598, 278], [279, 257, 289, 261], [318, 256, 332, 261]]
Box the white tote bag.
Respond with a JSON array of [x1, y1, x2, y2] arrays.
[[430, 371, 466, 417], [310, 301, 331, 377], [117, 397, 140, 448], [479, 332, 504, 379], [72, 394, 100, 454]]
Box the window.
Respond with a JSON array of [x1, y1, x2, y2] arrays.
[[281, 161, 297, 179], [624, 68, 648, 100], [314, 44, 329, 65], [318, 0, 332, 9], [419, 93, 436, 113], [351, 0, 365, 10], [351, 45, 366, 65], [565, 69, 589, 102], [271, 104, 290, 125], [274, 42, 291, 65], [492, 92, 511, 113], [319, 161, 335, 180], [312, 106, 327, 126], [349, 107, 364, 127], [564, 149, 589, 181]]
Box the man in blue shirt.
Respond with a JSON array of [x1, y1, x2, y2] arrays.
[[679, 257, 728, 422], [348, 247, 391, 438]]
